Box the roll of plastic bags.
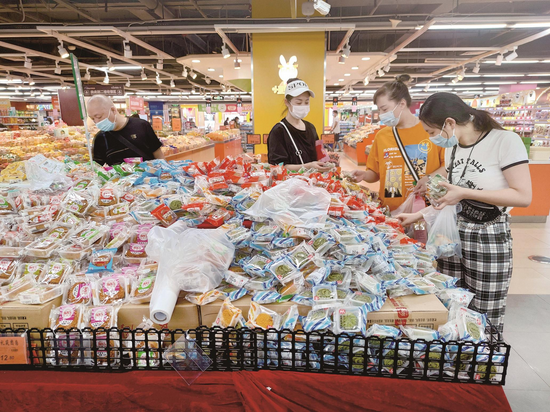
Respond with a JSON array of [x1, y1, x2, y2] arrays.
[[147, 221, 235, 323], [243, 177, 331, 228]]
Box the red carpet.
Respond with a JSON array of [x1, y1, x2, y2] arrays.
[[0, 370, 511, 412]]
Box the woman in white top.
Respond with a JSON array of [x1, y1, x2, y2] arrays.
[[397, 92, 532, 332]]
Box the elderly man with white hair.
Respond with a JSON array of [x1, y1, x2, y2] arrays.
[[87, 94, 164, 165]]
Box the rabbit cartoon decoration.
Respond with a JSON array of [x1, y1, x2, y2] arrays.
[[273, 55, 298, 94]]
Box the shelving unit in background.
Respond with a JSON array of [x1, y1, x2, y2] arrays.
[[486, 105, 534, 137], [0, 110, 38, 130], [533, 106, 550, 144]]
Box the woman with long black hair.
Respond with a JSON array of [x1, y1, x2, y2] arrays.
[[397, 92, 532, 332]]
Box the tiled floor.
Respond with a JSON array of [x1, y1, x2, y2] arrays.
[[338, 151, 550, 412]]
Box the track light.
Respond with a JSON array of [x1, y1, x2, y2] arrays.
[[107, 57, 115, 72], [383, 62, 391, 72], [338, 55, 346, 64], [363, 77, 369, 86], [84, 68, 91, 81], [423, 83, 430, 92], [457, 68, 466, 81], [495, 53, 504, 66], [505, 47, 518, 62], [24, 56, 32, 69], [155, 73, 162, 84], [377, 68, 385, 77], [234, 58, 241, 69], [125, 78, 131, 88], [27, 76, 35, 86], [313, 0, 331, 16], [342, 42, 351, 59], [141, 69, 147, 80], [205, 77, 211, 85], [170, 78, 175, 88], [369, 74, 376, 81], [103, 72, 109, 84], [472, 61, 481, 74], [123, 40, 132, 58], [222, 43, 230, 59], [157, 59, 163, 70], [54, 61, 62, 75], [182, 67, 188, 78], [451, 77, 459, 84], [190, 70, 197, 79], [30, 90, 36, 97], [58, 40, 69, 58]]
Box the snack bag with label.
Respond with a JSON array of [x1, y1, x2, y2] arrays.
[[212, 298, 242, 328]]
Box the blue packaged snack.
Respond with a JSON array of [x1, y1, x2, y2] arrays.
[[87, 248, 117, 273]]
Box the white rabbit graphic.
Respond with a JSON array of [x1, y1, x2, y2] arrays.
[[273, 55, 299, 94]]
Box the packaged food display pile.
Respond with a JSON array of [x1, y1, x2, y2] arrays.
[[0, 127, 90, 169], [0, 154, 503, 377], [206, 129, 241, 142], [342, 124, 380, 148], [160, 133, 211, 156]]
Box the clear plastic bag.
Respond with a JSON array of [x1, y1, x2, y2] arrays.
[[146, 221, 235, 293], [25, 154, 71, 190], [243, 178, 331, 228], [426, 205, 462, 259]]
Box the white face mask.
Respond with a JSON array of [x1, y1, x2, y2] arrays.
[[290, 104, 310, 119]]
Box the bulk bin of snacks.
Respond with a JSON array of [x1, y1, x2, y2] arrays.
[[0, 153, 509, 385]]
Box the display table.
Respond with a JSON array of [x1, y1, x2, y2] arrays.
[[343, 132, 377, 166], [214, 137, 243, 159], [0, 369, 511, 411], [510, 160, 550, 222], [165, 143, 215, 162]]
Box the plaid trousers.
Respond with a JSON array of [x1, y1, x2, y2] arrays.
[[437, 214, 513, 333]]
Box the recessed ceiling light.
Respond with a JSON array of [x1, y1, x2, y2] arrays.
[[334, 83, 340, 85], [192, 59, 201, 63], [351, 67, 359, 70], [344, 73, 351, 76], [219, 75, 223, 78], [207, 68, 215, 72], [338, 78, 344, 81], [361, 57, 371, 61]]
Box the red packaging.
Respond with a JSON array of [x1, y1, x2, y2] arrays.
[[205, 208, 230, 227], [151, 203, 177, 227]]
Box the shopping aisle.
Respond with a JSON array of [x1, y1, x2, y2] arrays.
[[339, 155, 550, 412]]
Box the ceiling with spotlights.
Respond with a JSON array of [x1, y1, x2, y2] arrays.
[[0, 0, 549, 102]]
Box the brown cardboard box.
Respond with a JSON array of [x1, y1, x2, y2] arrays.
[[366, 294, 448, 330], [199, 296, 309, 326], [118, 298, 200, 330], [0, 296, 62, 329]]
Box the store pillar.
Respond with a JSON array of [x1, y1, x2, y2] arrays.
[[251, 0, 326, 157]]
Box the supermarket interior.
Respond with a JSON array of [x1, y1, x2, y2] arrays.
[[1, 0, 550, 410]]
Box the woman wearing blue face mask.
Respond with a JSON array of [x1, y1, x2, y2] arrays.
[[267, 78, 332, 172], [87, 94, 164, 166], [349, 75, 446, 211], [397, 92, 532, 332]]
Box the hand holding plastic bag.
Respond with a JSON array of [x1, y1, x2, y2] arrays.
[[426, 205, 462, 259], [147, 221, 235, 323], [243, 177, 331, 228]]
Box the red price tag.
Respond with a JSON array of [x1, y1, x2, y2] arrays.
[[247, 134, 261, 144], [322, 134, 335, 144], [0, 336, 28, 364]]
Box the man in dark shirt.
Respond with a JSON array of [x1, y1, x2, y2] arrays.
[[87, 94, 165, 166]]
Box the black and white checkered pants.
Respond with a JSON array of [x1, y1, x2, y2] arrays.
[[437, 214, 513, 333]]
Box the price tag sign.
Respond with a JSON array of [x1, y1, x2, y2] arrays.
[[172, 118, 182, 132], [263, 134, 270, 144], [152, 117, 163, 131], [247, 134, 261, 144], [322, 134, 335, 144], [0, 336, 28, 364]]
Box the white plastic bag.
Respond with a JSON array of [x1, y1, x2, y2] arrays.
[[243, 178, 331, 228], [391, 193, 415, 217], [25, 154, 71, 190], [147, 221, 235, 323], [426, 205, 462, 259]]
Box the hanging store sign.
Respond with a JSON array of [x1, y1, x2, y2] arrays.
[[51, 95, 60, 111], [82, 84, 125, 97], [206, 97, 212, 114], [129, 96, 144, 112], [351, 96, 358, 113], [332, 97, 338, 108], [237, 97, 243, 114]]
